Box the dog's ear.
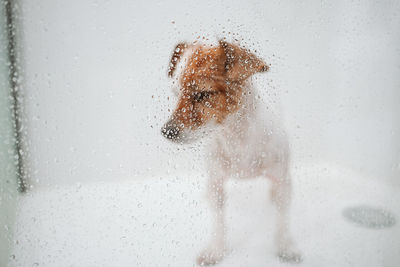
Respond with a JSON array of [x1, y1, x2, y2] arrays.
[[168, 42, 188, 78], [219, 40, 269, 82]]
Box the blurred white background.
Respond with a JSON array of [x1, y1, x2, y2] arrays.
[[19, 0, 400, 187]]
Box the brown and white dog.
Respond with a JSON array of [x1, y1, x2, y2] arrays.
[[161, 40, 302, 265]]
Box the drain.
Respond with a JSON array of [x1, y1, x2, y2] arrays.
[[343, 205, 396, 229]]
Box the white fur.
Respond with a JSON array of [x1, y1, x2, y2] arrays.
[[196, 83, 302, 265]]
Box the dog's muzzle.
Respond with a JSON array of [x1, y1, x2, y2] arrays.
[[161, 119, 181, 141]]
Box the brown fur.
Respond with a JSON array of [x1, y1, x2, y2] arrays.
[[168, 41, 268, 131]]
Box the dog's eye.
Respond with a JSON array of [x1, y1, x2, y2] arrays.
[[193, 91, 210, 102]]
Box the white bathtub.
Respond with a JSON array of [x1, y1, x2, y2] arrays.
[[11, 161, 400, 266]]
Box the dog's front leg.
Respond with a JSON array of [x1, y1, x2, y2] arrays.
[[197, 171, 226, 265], [270, 176, 302, 263]]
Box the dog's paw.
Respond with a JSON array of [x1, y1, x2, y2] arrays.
[[277, 249, 303, 264], [196, 247, 225, 266]]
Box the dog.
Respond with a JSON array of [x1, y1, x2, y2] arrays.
[[161, 39, 302, 265]]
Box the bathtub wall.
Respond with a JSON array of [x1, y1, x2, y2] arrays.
[[19, 0, 400, 187]]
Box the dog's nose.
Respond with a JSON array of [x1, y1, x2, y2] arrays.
[[161, 120, 180, 141]]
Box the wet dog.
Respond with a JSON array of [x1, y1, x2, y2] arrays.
[[161, 40, 302, 265]]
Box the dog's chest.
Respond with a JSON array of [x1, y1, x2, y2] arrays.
[[212, 115, 267, 177], [209, 102, 288, 178]]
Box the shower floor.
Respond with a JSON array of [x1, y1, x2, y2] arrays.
[[10, 161, 400, 267]]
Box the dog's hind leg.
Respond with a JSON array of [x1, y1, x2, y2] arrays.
[[197, 172, 226, 265], [270, 173, 303, 263]]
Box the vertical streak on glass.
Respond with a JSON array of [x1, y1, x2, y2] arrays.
[[4, 0, 26, 192]]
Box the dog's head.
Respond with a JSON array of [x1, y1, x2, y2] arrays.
[[161, 40, 269, 143]]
